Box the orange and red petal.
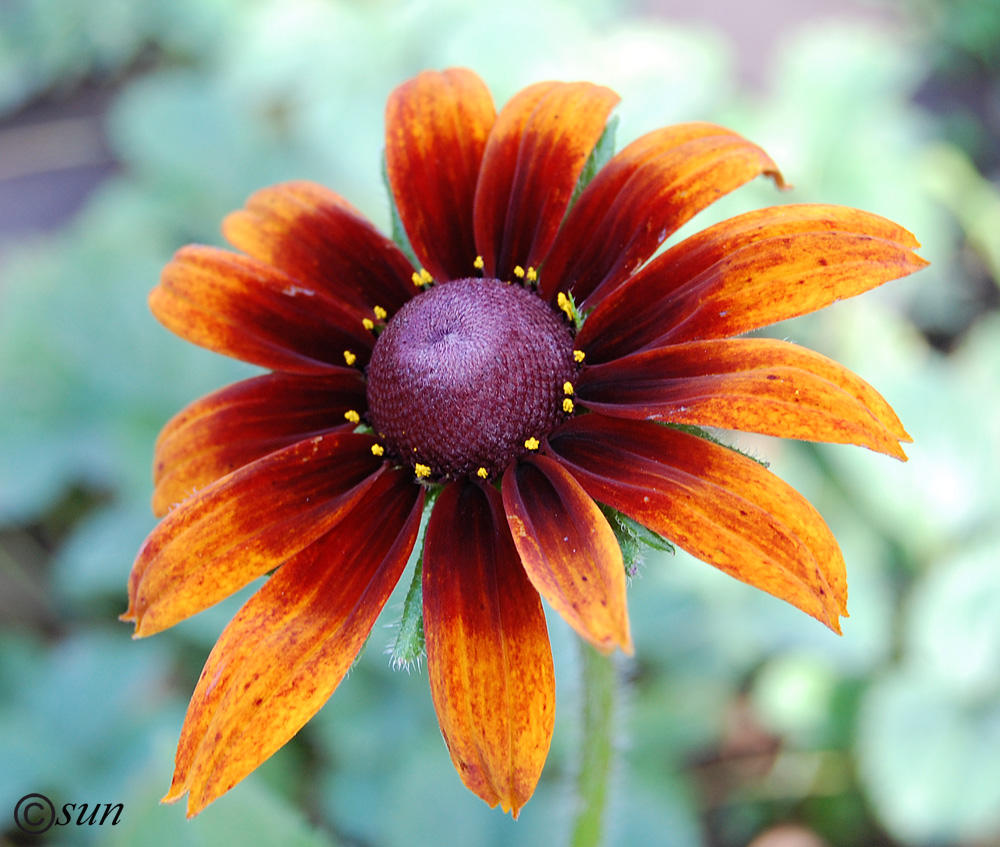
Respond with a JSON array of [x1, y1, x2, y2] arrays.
[[164, 469, 423, 817], [474, 81, 619, 281], [385, 68, 496, 282], [152, 371, 368, 516], [151, 245, 374, 374], [222, 181, 416, 315], [578, 204, 928, 363], [501, 455, 632, 655], [549, 415, 847, 633], [540, 124, 783, 306], [423, 479, 555, 817], [123, 432, 384, 637], [576, 338, 910, 459]]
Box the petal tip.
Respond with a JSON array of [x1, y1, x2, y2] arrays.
[[505, 797, 526, 820], [620, 629, 635, 657], [586, 614, 634, 656], [767, 167, 790, 191], [160, 787, 183, 806]]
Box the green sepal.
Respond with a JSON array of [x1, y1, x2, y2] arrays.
[[387, 554, 425, 671], [569, 115, 619, 211], [386, 488, 438, 671], [599, 504, 675, 580], [558, 288, 587, 332], [380, 152, 420, 269], [664, 422, 771, 468]]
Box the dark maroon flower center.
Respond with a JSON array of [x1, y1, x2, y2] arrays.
[[366, 278, 575, 480]]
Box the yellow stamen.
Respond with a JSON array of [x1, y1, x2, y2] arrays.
[[411, 271, 423, 287], [373, 305, 387, 320], [420, 268, 433, 284], [414, 463, 431, 479], [524, 437, 540, 451], [344, 410, 361, 424], [473, 255, 485, 270], [362, 318, 375, 331], [556, 292, 574, 320], [574, 349, 586, 363], [513, 265, 525, 279], [371, 444, 385, 457], [563, 381, 574, 395], [476, 467, 489, 479], [344, 350, 357, 366], [526, 266, 537, 283], [563, 398, 575, 413]]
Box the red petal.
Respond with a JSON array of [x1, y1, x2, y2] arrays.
[[474, 81, 619, 280], [501, 455, 632, 654], [123, 432, 384, 636], [164, 469, 423, 816], [152, 371, 368, 516], [222, 181, 416, 315], [423, 479, 555, 817], [385, 68, 496, 281], [548, 415, 847, 633], [576, 338, 910, 459], [578, 204, 929, 362], [540, 124, 783, 305], [151, 245, 374, 374]]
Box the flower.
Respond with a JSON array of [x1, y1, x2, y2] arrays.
[[123, 67, 926, 818]]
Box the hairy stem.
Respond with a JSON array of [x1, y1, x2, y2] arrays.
[[570, 644, 619, 847]]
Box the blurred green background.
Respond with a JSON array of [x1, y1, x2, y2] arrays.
[[2, 0, 999, 844]]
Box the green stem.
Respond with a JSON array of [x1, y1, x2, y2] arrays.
[[570, 644, 619, 847]]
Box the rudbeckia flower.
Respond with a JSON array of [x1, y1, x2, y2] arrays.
[[123, 68, 926, 818]]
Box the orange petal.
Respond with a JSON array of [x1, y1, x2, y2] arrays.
[[540, 123, 783, 305], [164, 469, 423, 816], [385, 68, 496, 281], [123, 432, 383, 636], [576, 338, 910, 459], [578, 204, 929, 363], [549, 415, 847, 633], [222, 181, 416, 315], [501, 455, 632, 654], [423, 479, 555, 817], [474, 81, 619, 281], [152, 371, 368, 516], [151, 245, 374, 374]]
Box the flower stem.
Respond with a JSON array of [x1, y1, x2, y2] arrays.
[[570, 644, 618, 847]]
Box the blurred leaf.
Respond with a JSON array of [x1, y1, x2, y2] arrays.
[[822, 305, 1000, 561], [917, 142, 1000, 287], [52, 500, 155, 603], [0, 629, 174, 813], [858, 668, 1000, 845], [0, 0, 248, 113], [103, 760, 338, 847], [906, 541, 1000, 699], [738, 22, 969, 338], [751, 654, 838, 746]]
